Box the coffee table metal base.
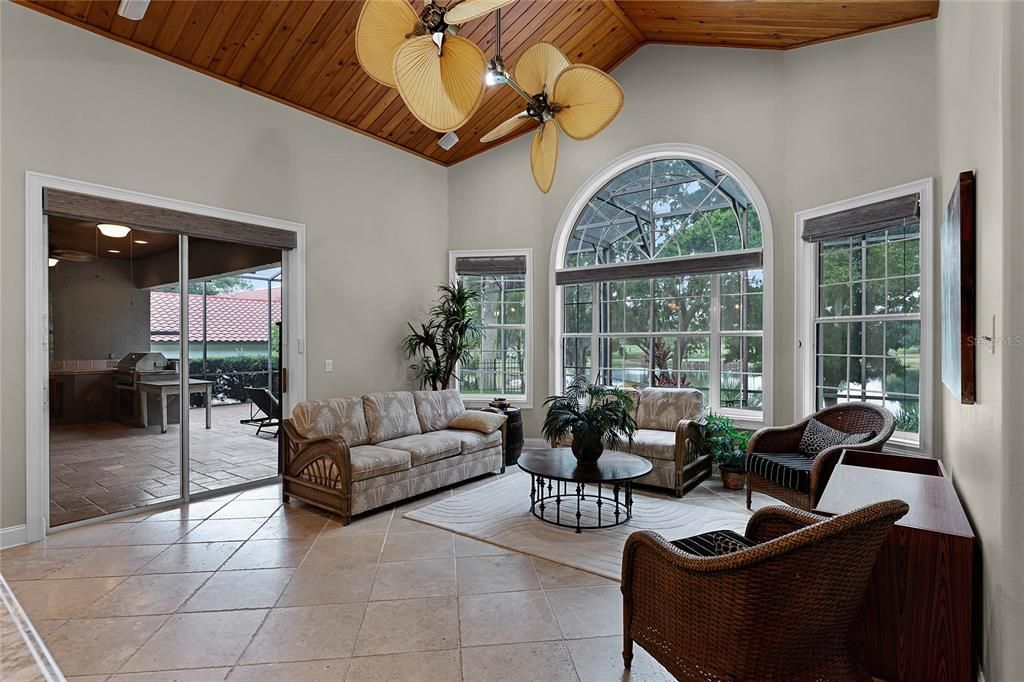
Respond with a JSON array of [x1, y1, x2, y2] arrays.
[[528, 474, 635, 533]]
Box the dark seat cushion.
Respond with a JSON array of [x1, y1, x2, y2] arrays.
[[748, 452, 814, 492], [671, 529, 756, 556]]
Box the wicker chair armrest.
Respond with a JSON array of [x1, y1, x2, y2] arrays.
[[281, 419, 352, 486], [745, 505, 829, 543], [746, 421, 808, 455], [675, 418, 704, 448]]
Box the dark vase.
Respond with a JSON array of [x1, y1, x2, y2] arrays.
[[571, 432, 605, 465]]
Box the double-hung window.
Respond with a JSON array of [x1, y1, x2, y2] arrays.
[[450, 250, 532, 406], [554, 156, 770, 424], [797, 184, 933, 449]]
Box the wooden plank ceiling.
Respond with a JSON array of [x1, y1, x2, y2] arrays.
[[17, 0, 938, 166]]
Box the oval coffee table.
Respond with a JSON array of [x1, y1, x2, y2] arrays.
[[517, 448, 653, 533]]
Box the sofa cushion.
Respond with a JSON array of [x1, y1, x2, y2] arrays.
[[448, 410, 505, 434], [798, 417, 875, 456], [636, 387, 704, 431], [448, 428, 502, 455], [377, 431, 462, 467], [413, 389, 465, 432], [748, 452, 813, 493], [291, 398, 369, 446], [363, 392, 421, 444], [626, 428, 677, 462], [349, 445, 411, 482]]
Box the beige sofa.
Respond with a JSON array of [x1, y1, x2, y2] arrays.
[[281, 389, 505, 523], [624, 387, 711, 497]]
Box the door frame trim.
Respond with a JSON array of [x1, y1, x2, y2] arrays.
[[25, 171, 307, 543]]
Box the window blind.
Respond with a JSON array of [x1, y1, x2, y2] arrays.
[[801, 193, 919, 243], [554, 249, 762, 286], [454, 254, 528, 275]]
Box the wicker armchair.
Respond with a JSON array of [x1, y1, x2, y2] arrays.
[[746, 403, 894, 511], [621, 500, 909, 681]]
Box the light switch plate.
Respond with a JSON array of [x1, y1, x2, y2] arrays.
[[325, 359, 333, 373]]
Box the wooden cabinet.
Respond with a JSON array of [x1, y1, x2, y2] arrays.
[[815, 450, 975, 682]]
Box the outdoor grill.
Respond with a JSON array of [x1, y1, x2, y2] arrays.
[[113, 352, 175, 387]]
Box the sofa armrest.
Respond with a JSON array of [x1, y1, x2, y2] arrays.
[[477, 407, 508, 473], [281, 419, 352, 489]]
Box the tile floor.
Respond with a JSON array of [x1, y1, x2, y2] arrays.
[[3, 471, 770, 681], [50, 403, 279, 526]]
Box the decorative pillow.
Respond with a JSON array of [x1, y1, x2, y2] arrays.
[[362, 392, 421, 444], [798, 418, 875, 456], [636, 387, 704, 431], [413, 389, 465, 432], [291, 398, 369, 446], [448, 410, 506, 434]]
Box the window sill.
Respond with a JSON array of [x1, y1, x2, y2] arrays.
[[715, 408, 764, 431], [462, 397, 533, 411], [882, 435, 923, 456]]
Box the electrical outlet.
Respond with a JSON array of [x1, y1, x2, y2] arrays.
[[324, 359, 333, 373]]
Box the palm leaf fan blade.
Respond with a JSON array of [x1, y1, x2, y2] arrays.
[[481, 112, 531, 143], [443, 0, 516, 25], [530, 121, 558, 193], [355, 0, 419, 88], [514, 42, 570, 97], [552, 64, 624, 141], [394, 35, 487, 132]]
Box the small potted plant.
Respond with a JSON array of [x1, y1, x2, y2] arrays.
[[542, 376, 638, 465], [704, 413, 751, 490]]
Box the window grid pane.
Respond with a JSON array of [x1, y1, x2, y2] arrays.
[[457, 269, 528, 398], [814, 220, 921, 433]]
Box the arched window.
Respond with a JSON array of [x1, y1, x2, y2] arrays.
[[553, 146, 772, 422]]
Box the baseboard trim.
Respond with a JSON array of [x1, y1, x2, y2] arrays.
[[0, 524, 28, 550]]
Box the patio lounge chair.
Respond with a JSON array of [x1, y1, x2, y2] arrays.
[[241, 386, 281, 437]]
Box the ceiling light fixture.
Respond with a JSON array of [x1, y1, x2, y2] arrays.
[[117, 0, 150, 21], [438, 131, 459, 151], [97, 224, 131, 238], [48, 258, 58, 267], [133, 239, 149, 245], [107, 249, 121, 254]]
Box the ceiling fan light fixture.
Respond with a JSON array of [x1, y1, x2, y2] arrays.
[[97, 223, 131, 238], [485, 56, 507, 86]]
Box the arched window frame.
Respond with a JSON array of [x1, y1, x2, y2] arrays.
[[550, 144, 774, 427]]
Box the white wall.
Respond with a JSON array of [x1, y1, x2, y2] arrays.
[[0, 3, 449, 528], [448, 22, 939, 438], [935, 1, 1023, 677]]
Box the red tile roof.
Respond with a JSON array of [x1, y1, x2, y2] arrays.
[[150, 290, 282, 343]]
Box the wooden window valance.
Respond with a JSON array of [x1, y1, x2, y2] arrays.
[[454, 255, 528, 276], [801, 193, 919, 243], [43, 188, 297, 250], [555, 249, 763, 286]]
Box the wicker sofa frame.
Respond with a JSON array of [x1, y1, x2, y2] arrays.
[[745, 402, 895, 511], [621, 499, 909, 681]]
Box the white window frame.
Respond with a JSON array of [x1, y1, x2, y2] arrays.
[[550, 144, 774, 429], [794, 178, 934, 455], [449, 248, 534, 409]]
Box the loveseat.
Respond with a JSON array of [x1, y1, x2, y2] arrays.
[[552, 386, 711, 497], [281, 389, 506, 523]]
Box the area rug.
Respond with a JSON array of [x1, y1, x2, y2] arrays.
[[405, 472, 752, 580]]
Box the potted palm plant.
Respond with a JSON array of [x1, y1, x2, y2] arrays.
[[704, 413, 751, 490], [402, 281, 484, 390], [542, 376, 638, 465]]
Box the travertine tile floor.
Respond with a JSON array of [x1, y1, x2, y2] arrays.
[[50, 403, 279, 526], [3, 472, 770, 681]]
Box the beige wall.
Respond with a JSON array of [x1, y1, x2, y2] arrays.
[[936, 1, 1023, 677], [448, 22, 939, 439], [0, 3, 449, 527]]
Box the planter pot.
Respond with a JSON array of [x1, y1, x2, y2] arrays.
[[720, 467, 745, 490], [571, 435, 605, 466]]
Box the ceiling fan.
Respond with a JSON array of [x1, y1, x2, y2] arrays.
[[480, 21, 624, 192], [356, 0, 515, 133]]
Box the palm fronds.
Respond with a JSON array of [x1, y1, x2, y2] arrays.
[[403, 281, 484, 390], [542, 375, 638, 452]]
